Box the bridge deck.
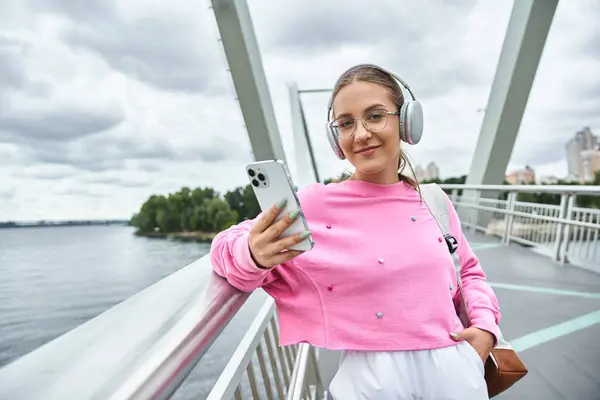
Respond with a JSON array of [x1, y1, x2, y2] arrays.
[[465, 233, 600, 400]]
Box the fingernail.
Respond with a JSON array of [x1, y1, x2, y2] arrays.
[[276, 198, 287, 209], [300, 230, 311, 239], [289, 209, 301, 220], [449, 333, 459, 340]]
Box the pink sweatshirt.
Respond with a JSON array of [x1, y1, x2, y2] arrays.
[[210, 179, 501, 351]]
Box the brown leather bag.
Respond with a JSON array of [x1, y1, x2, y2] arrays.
[[483, 348, 528, 397], [455, 279, 528, 397], [421, 184, 528, 398]]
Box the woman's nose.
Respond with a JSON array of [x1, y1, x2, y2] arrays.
[[354, 121, 371, 141]]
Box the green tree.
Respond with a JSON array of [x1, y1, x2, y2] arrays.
[[205, 197, 238, 231], [156, 205, 180, 232], [132, 195, 169, 232], [224, 184, 260, 222], [324, 171, 351, 184], [130, 186, 238, 234]]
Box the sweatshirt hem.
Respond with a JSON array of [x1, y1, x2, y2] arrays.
[[278, 338, 460, 352]]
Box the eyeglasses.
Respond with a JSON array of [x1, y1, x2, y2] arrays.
[[330, 109, 400, 139]]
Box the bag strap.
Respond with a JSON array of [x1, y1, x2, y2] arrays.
[[421, 183, 469, 328], [421, 184, 512, 350], [419, 184, 459, 259]]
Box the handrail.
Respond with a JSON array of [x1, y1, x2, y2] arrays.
[[0, 255, 251, 400], [207, 299, 276, 399], [439, 183, 600, 196], [451, 200, 600, 230]]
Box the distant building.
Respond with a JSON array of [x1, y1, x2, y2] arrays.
[[580, 149, 600, 183], [565, 126, 598, 180], [506, 165, 536, 185], [414, 162, 440, 181], [565, 139, 582, 178], [576, 126, 599, 150], [426, 162, 440, 181], [414, 165, 426, 181]]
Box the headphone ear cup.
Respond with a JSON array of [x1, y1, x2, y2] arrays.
[[398, 100, 423, 145], [325, 122, 346, 160], [399, 102, 409, 143]]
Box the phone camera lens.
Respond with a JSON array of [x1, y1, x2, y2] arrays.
[[257, 173, 265, 181], [252, 179, 259, 187], [248, 169, 256, 177]]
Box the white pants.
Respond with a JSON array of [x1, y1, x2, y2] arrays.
[[329, 341, 488, 400]]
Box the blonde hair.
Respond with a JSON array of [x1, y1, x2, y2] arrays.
[[331, 65, 419, 190]]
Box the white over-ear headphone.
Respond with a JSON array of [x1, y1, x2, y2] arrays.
[[325, 64, 424, 160]]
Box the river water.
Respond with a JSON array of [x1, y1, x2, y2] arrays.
[[0, 225, 267, 399]]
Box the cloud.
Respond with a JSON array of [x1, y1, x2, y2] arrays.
[[10, 164, 77, 180], [258, 0, 485, 99], [261, 1, 477, 52], [12, 130, 247, 173], [32, 0, 225, 94], [0, 185, 15, 200], [0, 143, 22, 165], [1, 0, 599, 221], [27, 0, 118, 22], [0, 35, 28, 89], [0, 100, 125, 143]]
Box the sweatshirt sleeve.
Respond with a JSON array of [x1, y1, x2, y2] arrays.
[[445, 194, 501, 342], [209, 215, 282, 293]]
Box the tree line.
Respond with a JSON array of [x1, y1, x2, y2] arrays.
[[130, 171, 600, 235], [130, 185, 262, 235]]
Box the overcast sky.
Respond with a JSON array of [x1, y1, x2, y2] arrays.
[[1, 0, 599, 221]]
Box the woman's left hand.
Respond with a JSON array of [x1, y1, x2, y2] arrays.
[[450, 327, 494, 363]]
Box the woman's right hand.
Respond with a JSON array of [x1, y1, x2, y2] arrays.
[[248, 199, 311, 269]]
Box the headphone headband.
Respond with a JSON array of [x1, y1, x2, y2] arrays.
[[327, 63, 417, 117]]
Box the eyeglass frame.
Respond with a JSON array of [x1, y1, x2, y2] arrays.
[[329, 109, 401, 139]]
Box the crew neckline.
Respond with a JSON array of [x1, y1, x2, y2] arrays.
[[338, 178, 416, 197]]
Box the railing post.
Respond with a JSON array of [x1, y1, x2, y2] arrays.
[[553, 194, 569, 263], [308, 346, 324, 394], [503, 192, 517, 244], [552, 194, 575, 265], [470, 190, 481, 233], [559, 195, 576, 265]]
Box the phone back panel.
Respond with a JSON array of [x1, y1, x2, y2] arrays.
[[246, 160, 314, 251]]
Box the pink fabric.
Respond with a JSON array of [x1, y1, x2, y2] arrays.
[[210, 180, 501, 351]]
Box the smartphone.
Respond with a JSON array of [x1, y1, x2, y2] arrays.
[[246, 159, 314, 252]]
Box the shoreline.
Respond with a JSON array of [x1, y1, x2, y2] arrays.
[[134, 230, 216, 243]]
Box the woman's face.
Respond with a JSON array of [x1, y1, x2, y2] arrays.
[[331, 80, 401, 183]]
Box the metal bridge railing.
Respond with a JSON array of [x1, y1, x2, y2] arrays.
[[440, 184, 600, 273], [207, 298, 324, 400]]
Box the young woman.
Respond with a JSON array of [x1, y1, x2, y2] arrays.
[[210, 64, 500, 399]]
